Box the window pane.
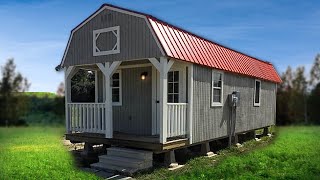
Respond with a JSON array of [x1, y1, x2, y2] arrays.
[[168, 72, 173, 82], [214, 72, 221, 82], [112, 73, 119, 80], [112, 88, 119, 102], [255, 81, 260, 103], [213, 72, 222, 87], [173, 94, 179, 103], [168, 94, 173, 103], [214, 80, 221, 88], [213, 89, 221, 102], [168, 83, 173, 93], [174, 71, 179, 82], [112, 80, 119, 87], [174, 83, 179, 93]]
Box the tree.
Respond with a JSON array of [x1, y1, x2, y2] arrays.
[[277, 66, 308, 124], [0, 59, 31, 125], [279, 66, 293, 91], [308, 82, 320, 124], [71, 69, 95, 102], [0, 59, 30, 95], [56, 82, 64, 96], [292, 66, 307, 93], [276, 66, 294, 125], [310, 54, 320, 86], [291, 66, 307, 123]]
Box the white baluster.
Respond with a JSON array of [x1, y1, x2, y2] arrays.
[[98, 104, 101, 133], [90, 104, 93, 131]]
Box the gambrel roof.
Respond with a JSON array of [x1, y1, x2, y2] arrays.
[[59, 4, 282, 83]]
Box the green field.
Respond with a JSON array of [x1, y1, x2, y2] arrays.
[[0, 126, 319, 179], [0, 127, 99, 180]]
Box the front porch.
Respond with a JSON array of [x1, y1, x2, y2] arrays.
[[64, 57, 193, 149]]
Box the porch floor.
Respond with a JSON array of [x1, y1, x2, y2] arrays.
[[65, 132, 189, 153]]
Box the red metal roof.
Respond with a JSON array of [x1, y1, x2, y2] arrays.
[[148, 17, 282, 83]]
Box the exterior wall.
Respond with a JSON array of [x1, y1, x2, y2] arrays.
[[192, 64, 276, 143], [113, 66, 152, 136], [63, 8, 162, 66]]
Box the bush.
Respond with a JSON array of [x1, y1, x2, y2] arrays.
[[0, 92, 65, 126], [22, 92, 65, 126]]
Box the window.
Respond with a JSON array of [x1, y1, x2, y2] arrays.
[[254, 79, 261, 106], [112, 71, 122, 106], [168, 71, 179, 103], [93, 26, 120, 56], [211, 71, 223, 106]]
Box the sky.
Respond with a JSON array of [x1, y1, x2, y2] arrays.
[[0, 0, 319, 93]]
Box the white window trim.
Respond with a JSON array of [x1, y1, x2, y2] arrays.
[[254, 79, 261, 107], [112, 70, 122, 106], [211, 70, 224, 107], [93, 26, 120, 56]]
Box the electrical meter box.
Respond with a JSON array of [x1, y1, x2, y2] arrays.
[[229, 91, 240, 107]]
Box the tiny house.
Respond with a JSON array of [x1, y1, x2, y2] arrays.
[[57, 4, 281, 172]]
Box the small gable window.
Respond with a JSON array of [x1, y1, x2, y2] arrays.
[[93, 26, 120, 56]]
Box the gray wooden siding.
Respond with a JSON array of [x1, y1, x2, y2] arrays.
[[64, 9, 162, 66], [113, 66, 152, 135], [192, 64, 276, 143]]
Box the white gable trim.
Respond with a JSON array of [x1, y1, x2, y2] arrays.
[[60, 5, 165, 67]]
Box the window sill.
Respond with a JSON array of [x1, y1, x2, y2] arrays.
[[211, 102, 223, 107], [253, 103, 260, 107], [112, 102, 122, 106]]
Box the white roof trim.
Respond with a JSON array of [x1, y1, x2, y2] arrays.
[[60, 5, 165, 67]]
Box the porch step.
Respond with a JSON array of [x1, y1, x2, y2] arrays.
[[91, 162, 136, 175], [107, 147, 153, 160], [91, 147, 153, 174], [99, 155, 152, 169]]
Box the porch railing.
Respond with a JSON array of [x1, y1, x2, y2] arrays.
[[67, 103, 105, 133], [167, 103, 188, 137]]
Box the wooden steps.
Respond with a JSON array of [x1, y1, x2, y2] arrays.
[[91, 147, 153, 174]]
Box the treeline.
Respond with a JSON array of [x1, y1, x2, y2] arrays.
[[22, 92, 64, 125], [276, 54, 320, 125]]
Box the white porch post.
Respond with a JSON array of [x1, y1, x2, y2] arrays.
[[64, 66, 76, 133], [159, 57, 168, 143], [149, 57, 174, 143], [97, 61, 121, 138], [105, 64, 112, 138]]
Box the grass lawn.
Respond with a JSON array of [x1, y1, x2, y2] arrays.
[[137, 126, 320, 180], [0, 126, 319, 179], [0, 127, 99, 180]]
